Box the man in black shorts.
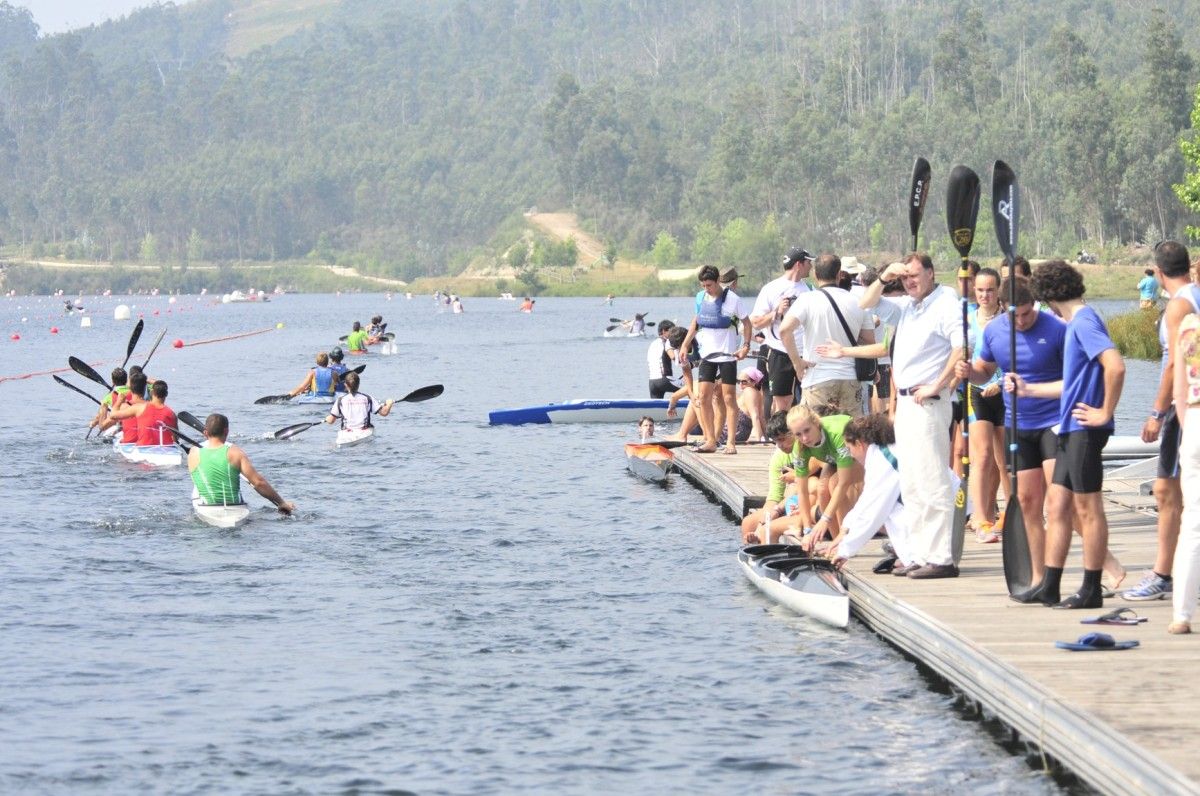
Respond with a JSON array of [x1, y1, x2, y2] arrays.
[[750, 246, 814, 414], [956, 278, 1067, 588]]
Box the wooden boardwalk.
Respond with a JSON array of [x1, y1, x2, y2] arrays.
[[672, 445, 1198, 796]]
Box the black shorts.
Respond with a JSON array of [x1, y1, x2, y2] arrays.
[[649, 378, 677, 399], [952, 397, 964, 425], [766, 349, 797, 397], [873, 364, 892, 399], [1158, 407, 1182, 479], [697, 359, 737, 385], [1051, 429, 1112, 494], [1011, 426, 1058, 472], [968, 384, 1005, 425]]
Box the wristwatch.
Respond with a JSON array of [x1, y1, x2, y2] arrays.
[[1149, 409, 1166, 420]]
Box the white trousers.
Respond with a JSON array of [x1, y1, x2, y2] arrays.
[[895, 394, 955, 566], [1174, 407, 1200, 622]]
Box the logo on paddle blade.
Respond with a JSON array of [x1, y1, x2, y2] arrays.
[[952, 228, 974, 249], [912, 178, 926, 208], [955, 488, 966, 509]]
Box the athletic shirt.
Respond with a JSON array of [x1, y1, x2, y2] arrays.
[[329, 362, 348, 392], [1059, 306, 1116, 434], [792, 415, 854, 477], [646, 337, 677, 382], [118, 393, 142, 443], [102, 385, 130, 408], [1139, 275, 1159, 301], [191, 444, 241, 505], [331, 392, 378, 430], [766, 446, 793, 503], [313, 365, 335, 394], [1158, 284, 1200, 371], [751, 275, 810, 354], [346, 329, 368, 351], [136, 403, 177, 446], [978, 310, 1066, 431], [967, 307, 1002, 388]]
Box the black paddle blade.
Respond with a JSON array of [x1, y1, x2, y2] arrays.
[[161, 424, 199, 450], [991, 160, 1019, 264], [69, 356, 112, 391], [952, 479, 968, 566], [274, 421, 320, 440], [609, 317, 624, 323], [351, 364, 366, 375], [909, 156, 932, 245], [605, 324, 620, 332], [945, 165, 981, 259], [177, 411, 205, 433], [254, 394, 296, 405], [121, 319, 144, 369], [1002, 490, 1033, 594], [398, 383, 444, 403], [53, 375, 102, 405]]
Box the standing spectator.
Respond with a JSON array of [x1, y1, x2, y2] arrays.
[[780, 254, 875, 418], [646, 320, 678, 398], [817, 252, 964, 579], [1139, 268, 1160, 309], [858, 266, 904, 416], [678, 265, 752, 454], [1170, 308, 1200, 633], [750, 246, 814, 414]]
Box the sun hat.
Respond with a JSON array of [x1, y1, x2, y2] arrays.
[[840, 255, 866, 275], [719, 268, 739, 284]]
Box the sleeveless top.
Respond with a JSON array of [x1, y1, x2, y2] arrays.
[[1159, 284, 1200, 371], [191, 444, 241, 505], [119, 393, 142, 443], [137, 403, 177, 446], [313, 365, 335, 394]]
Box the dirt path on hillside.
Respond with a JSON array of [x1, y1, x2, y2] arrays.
[[524, 212, 607, 262]]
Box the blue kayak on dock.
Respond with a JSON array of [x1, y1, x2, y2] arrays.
[[488, 398, 688, 426]]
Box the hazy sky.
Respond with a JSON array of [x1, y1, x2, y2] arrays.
[[20, 1, 167, 34]]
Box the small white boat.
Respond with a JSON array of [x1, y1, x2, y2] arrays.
[[738, 545, 849, 629], [336, 427, 374, 447], [114, 438, 182, 467], [191, 489, 251, 529], [624, 442, 673, 483]]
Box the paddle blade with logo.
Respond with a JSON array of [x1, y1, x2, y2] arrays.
[[945, 165, 981, 260], [992, 160, 1020, 265], [909, 157, 931, 249]]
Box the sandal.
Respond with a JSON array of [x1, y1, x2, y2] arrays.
[[1081, 607, 1147, 626], [722, 447, 737, 455]]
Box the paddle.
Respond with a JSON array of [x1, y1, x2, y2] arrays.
[[69, 355, 112, 392], [53, 375, 101, 405], [162, 424, 199, 454], [909, 156, 931, 251], [255, 365, 367, 404], [272, 383, 444, 439], [177, 411, 206, 434], [141, 327, 167, 370], [120, 319, 144, 370], [992, 159, 1032, 595], [946, 164, 981, 567]]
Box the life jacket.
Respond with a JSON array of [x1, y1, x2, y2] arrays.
[[313, 365, 335, 394], [329, 363, 348, 393], [137, 403, 176, 446], [695, 287, 734, 329]]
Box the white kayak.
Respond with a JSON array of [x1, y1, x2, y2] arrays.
[[113, 437, 181, 467], [624, 442, 673, 483], [336, 427, 374, 447], [738, 544, 849, 629], [191, 490, 251, 529]]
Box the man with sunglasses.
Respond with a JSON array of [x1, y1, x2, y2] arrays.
[[750, 246, 814, 414]]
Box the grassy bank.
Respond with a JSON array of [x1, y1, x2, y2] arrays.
[[1108, 307, 1162, 361]]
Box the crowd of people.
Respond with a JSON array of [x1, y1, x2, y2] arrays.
[[646, 241, 1200, 631]]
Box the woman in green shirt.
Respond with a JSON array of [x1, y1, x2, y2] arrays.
[[785, 405, 864, 551]]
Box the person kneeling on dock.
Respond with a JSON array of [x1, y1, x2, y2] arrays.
[[190, 413, 294, 515], [323, 372, 393, 431], [740, 411, 801, 543], [785, 405, 864, 552]]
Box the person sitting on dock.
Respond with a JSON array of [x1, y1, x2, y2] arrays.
[[190, 412, 294, 515], [647, 320, 679, 398], [323, 372, 393, 431], [346, 321, 368, 353], [736, 367, 767, 443], [288, 352, 336, 399], [106, 379, 177, 448], [1012, 260, 1126, 609], [740, 411, 800, 543]]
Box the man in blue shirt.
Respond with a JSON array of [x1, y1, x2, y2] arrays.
[[1138, 268, 1159, 309], [1012, 261, 1125, 609]]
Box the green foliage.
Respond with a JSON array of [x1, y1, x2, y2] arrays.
[[869, 222, 884, 253], [1108, 307, 1163, 361], [650, 231, 680, 269], [139, 233, 158, 263]]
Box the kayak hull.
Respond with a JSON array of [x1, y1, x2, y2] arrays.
[[114, 438, 181, 467], [490, 399, 687, 426], [192, 495, 251, 528], [336, 427, 374, 447], [624, 443, 673, 482], [1102, 435, 1157, 461], [294, 393, 335, 405], [738, 546, 849, 629]]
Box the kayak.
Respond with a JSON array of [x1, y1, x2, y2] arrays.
[[294, 393, 335, 405], [737, 544, 849, 629], [1102, 435, 1157, 461], [191, 489, 250, 529], [489, 398, 688, 426], [336, 427, 374, 447], [624, 442, 673, 482], [604, 329, 646, 338], [114, 439, 182, 467]]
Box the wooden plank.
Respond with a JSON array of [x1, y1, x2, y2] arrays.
[[676, 448, 1200, 796]]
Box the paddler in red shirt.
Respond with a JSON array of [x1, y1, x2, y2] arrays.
[[98, 371, 148, 442], [107, 379, 177, 448]]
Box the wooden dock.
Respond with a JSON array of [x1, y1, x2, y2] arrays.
[[672, 445, 1198, 796]]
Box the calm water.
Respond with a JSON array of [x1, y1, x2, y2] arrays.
[[2, 292, 1150, 794]]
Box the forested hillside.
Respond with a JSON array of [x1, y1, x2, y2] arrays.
[[0, 0, 1195, 285]]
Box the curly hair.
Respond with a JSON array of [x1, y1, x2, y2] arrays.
[[843, 413, 896, 446], [1030, 259, 1085, 303]]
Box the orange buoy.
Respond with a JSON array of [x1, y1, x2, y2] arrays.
[[172, 339, 184, 348]]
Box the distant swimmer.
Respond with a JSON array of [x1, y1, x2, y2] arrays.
[[345, 321, 368, 353], [288, 352, 336, 399], [190, 413, 294, 516]]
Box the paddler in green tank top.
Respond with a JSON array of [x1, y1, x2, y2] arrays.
[[187, 413, 294, 515], [89, 367, 129, 431], [345, 321, 369, 353]]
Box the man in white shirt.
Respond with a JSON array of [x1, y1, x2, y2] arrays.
[[859, 266, 904, 414], [646, 320, 679, 398], [750, 246, 813, 414], [780, 254, 875, 417], [816, 253, 964, 579]]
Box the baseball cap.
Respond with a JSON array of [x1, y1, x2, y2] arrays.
[[783, 247, 814, 267]]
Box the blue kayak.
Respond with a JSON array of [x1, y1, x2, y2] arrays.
[[489, 398, 688, 426]]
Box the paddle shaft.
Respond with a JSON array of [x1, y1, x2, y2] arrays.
[[141, 328, 167, 370], [54, 375, 101, 405], [120, 319, 144, 370]]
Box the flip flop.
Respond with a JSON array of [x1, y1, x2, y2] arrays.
[[1081, 607, 1148, 626], [1054, 632, 1140, 651], [872, 555, 898, 575]]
